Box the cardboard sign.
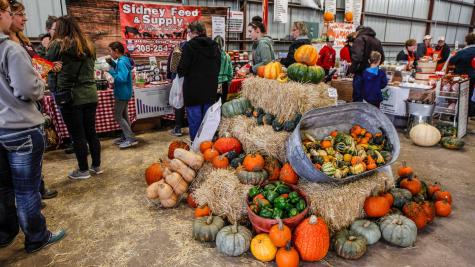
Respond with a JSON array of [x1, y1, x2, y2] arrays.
[[119, 2, 201, 57], [274, 0, 288, 23], [380, 86, 411, 116], [327, 22, 357, 48], [134, 84, 173, 119]]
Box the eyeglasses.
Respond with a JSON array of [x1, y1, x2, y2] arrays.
[[13, 12, 26, 17], [0, 9, 13, 16]]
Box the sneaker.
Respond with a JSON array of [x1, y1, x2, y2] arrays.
[[68, 169, 91, 180], [169, 128, 183, 137], [119, 139, 138, 149], [27, 229, 66, 253], [113, 137, 126, 145], [89, 166, 104, 175], [41, 188, 58, 199]]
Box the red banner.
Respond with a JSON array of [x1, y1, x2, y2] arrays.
[[119, 2, 201, 57]]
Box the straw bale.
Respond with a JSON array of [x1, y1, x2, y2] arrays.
[[241, 77, 337, 122], [298, 170, 395, 232], [193, 168, 253, 224]]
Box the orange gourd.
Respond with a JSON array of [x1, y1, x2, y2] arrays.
[[435, 200, 452, 217], [203, 148, 219, 162], [364, 193, 391, 217], [212, 155, 229, 169], [351, 124, 362, 136], [400, 176, 422, 195], [264, 62, 283, 80], [427, 182, 442, 197], [243, 153, 265, 172], [345, 12, 353, 22], [403, 202, 428, 230], [294, 44, 318, 66], [187, 193, 198, 208], [293, 215, 330, 261], [276, 242, 300, 267], [145, 162, 164, 185], [433, 190, 452, 204], [421, 200, 435, 223], [251, 234, 277, 262], [168, 140, 190, 159], [195, 205, 211, 218], [320, 140, 332, 149], [265, 157, 281, 181], [199, 141, 213, 154], [257, 65, 266, 78], [269, 219, 292, 248], [351, 156, 362, 166], [323, 11, 334, 22], [398, 161, 413, 177], [279, 163, 298, 185]]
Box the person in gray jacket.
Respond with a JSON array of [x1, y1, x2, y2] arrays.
[[248, 16, 275, 73], [0, 0, 65, 253]]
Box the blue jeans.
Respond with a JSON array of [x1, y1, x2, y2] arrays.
[[0, 126, 51, 252], [353, 73, 364, 102], [186, 104, 211, 141]]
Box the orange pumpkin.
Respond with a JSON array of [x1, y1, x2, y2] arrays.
[[276, 242, 300, 267], [212, 155, 229, 169], [433, 190, 452, 204], [330, 130, 338, 138], [195, 205, 211, 218], [257, 65, 266, 78], [294, 44, 318, 66], [203, 148, 220, 162], [199, 141, 213, 154], [379, 192, 394, 207], [398, 161, 413, 177], [320, 140, 332, 149], [168, 140, 190, 159], [187, 193, 198, 208], [351, 124, 362, 136], [421, 200, 435, 223], [403, 202, 428, 229], [435, 200, 452, 217], [345, 12, 353, 22], [428, 182, 442, 197], [364, 194, 390, 217], [279, 163, 298, 185], [213, 137, 242, 154], [293, 215, 330, 261], [243, 153, 265, 172], [351, 156, 362, 166], [400, 176, 422, 195], [264, 62, 283, 80], [145, 162, 164, 185], [269, 219, 292, 248], [323, 11, 334, 22], [265, 157, 282, 181]]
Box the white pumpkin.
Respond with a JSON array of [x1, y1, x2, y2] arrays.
[[409, 123, 441, 147]]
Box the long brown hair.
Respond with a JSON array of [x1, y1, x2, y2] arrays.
[[53, 15, 95, 57], [9, 0, 30, 45]]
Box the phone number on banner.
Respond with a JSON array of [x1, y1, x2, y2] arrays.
[[126, 39, 181, 57]]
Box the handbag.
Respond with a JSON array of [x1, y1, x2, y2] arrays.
[[169, 46, 182, 73], [53, 60, 84, 106]]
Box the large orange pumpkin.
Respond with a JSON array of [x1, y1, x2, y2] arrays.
[[293, 215, 330, 261], [279, 163, 298, 185], [213, 137, 242, 154], [168, 140, 190, 159], [243, 153, 265, 172], [264, 62, 283, 80], [145, 163, 164, 185], [257, 65, 266, 78], [323, 12, 334, 22], [345, 12, 353, 22], [294, 45, 318, 66]]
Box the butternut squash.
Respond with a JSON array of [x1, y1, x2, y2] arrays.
[[146, 181, 161, 199], [170, 158, 196, 183], [165, 172, 188, 195], [174, 148, 204, 170], [157, 181, 174, 200]]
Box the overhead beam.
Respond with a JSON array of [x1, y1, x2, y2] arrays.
[[426, 0, 435, 35]]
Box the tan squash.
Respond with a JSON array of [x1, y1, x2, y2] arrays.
[[161, 192, 178, 208], [170, 158, 196, 183], [146, 181, 161, 199], [174, 148, 204, 170], [165, 172, 188, 195], [157, 181, 174, 200], [409, 123, 441, 147]]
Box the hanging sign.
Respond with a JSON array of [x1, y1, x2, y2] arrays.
[[324, 0, 336, 14], [228, 11, 244, 32], [119, 2, 201, 57], [353, 0, 363, 25], [327, 23, 356, 48], [212, 16, 226, 45], [274, 0, 288, 23]]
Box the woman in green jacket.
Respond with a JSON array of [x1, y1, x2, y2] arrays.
[[214, 35, 233, 103], [46, 16, 101, 180], [248, 17, 275, 73]]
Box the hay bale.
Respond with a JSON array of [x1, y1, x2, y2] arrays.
[[193, 168, 253, 224], [218, 116, 290, 162], [241, 77, 337, 122], [299, 170, 395, 232], [189, 162, 214, 192]]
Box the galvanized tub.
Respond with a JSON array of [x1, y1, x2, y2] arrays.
[[286, 102, 400, 184]]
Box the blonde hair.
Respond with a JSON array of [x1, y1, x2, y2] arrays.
[[10, 0, 30, 46], [369, 51, 381, 64], [53, 15, 95, 57], [293, 21, 308, 36]]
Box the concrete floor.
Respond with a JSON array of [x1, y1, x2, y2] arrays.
[[1, 124, 474, 267]]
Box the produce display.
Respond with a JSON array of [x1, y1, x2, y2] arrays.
[[248, 182, 307, 220], [244, 106, 301, 132], [302, 125, 393, 179]]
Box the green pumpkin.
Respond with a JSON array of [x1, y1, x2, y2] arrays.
[[226, 151, 239, 161], [256, 114, 265, 125], [216, 224, 252, 257], [221, 97, 250, 118], [237, 168, 268, 185], [333, 229, 367, 260], [350, 220, 381, 245], [192, 215, 225, 242], [293, 113, 302, 125], [284, 120, 296, 132], [311, 155, 324, 165], [440, 136, 464, 150], [287, 63, 325, 84], [272, 119, 284, 132], [252, 107, 264, 118], [230, 157, 243, 168], [389, 188, 412, 209], [263, 113, 275, 126], [305, 65, 325, 84], [245, 107, 254, 117], [379, 214, 417, 247]]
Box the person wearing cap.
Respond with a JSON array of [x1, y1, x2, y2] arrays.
[[417, 35, 433, 58], [397, 39, 420, 71], [317, 36, 336, 75], [432, 36, 450, 71]]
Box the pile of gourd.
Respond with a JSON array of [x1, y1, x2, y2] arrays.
[[302, 125, 393, 179], [145, 140, 204, 208]]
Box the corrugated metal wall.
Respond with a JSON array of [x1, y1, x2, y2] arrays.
[[23, 0, 67, 37]]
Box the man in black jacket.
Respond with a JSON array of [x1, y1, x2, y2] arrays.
[[177, 21, 221, 141], [350, 26, 385, 102]]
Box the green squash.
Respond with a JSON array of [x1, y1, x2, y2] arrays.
[[221, 97, 250, 118], [245, 107, 254, 117], [311, 155, 324, 165], [230, 157, 243, 168], [350, 220, 381, 245], [287, 63, 325, 84], [263, 113, 275, 126], [226, 151, 239, 161], [333, 229, 367, 260], [321, 162, 336, 176], [237, 168, 268, 185], [256, 114, 264, 125], [389, 188, 412, 209], [192, 215, 225, 242], [440, 136, 464, 150], [335, 142, 347, 153], [272, 119, 284, 132], [216, 224, 252, 257], [379, 214, 417, 247], [293, 113, 302, 125], [284, 120, 296, 132]]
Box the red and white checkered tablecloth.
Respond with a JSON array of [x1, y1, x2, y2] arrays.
[[42, 89, 136, 144]]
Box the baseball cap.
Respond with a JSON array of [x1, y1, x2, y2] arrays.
[[423, 35, 432, 40], [438, 36, 445, 42]]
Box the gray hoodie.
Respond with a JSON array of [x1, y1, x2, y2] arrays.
[[0, 33, 45, 129], [251, 35, 276, 73]]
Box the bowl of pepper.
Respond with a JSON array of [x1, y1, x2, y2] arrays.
[[246, 181, 309, 233]]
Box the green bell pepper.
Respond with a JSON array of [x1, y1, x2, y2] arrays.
[[288, 208, 299, 217], [259, 207, 274, 218], [283, 202, 294, 211], [290, 196, 301, 204], [288, 191, 299, 200], [266, 191, 279, 203], [273, 208, 284, 219], [273, 196, 287, 210], [276, 184, 291, 194], [296, 199, 307, 212], [248, 186, 261, 198], [264, 184, 276, 191]]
